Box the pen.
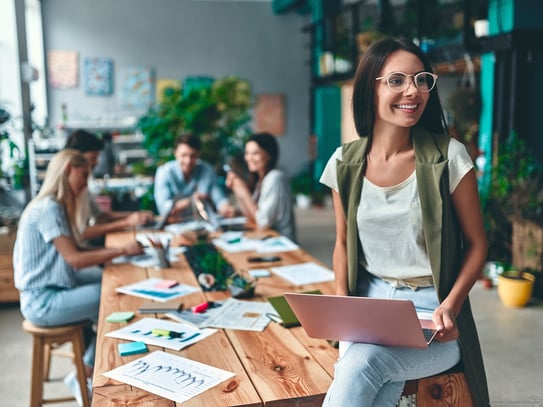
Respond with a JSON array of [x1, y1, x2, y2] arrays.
[[151, 328, 185, 338], [227, 237, 241, 244]]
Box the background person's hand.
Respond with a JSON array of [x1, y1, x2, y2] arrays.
[[125, 211, 153, 227], [122, 240, 144, 256], [218, 202, 236, 218], [226, 172, 249, 193]]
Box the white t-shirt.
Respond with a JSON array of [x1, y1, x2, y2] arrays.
[[319, 138, 473, 279]]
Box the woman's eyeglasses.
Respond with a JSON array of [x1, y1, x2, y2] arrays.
[[375, 71, 438, 93]]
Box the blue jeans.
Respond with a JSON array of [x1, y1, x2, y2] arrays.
[[322, 275, 460, 407], [20, 267, 102, 368]]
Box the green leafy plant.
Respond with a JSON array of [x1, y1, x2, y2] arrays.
[[482, 133, 543, 263], [137, 76, 253, 167], [290, 171, 314, 196]]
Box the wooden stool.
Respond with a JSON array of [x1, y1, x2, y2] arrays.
[[401, 365, 474, 406], [22, 320, 91, 407]]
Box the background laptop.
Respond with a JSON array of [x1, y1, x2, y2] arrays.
[[283, 293, 438, 349], [141, 199, 175, 230]]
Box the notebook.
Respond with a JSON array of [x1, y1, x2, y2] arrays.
[[267, 290, 321, 328], [283, 293, 438, 348]]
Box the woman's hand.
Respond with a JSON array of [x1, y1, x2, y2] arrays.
[[225, 172, 248, 193], [124, 211, 154, 227], [122, 240, 144, 257], [432, 304, 459, 342]]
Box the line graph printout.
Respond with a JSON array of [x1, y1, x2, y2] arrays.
[[103, 351, 235, 403]]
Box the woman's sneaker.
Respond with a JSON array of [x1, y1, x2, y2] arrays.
[[63, 370, 92, 406]]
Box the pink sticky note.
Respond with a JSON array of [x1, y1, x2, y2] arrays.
[[154, 279, 179, 289]]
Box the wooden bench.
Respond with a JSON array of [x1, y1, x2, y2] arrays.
[[401, 364, 474, 406]]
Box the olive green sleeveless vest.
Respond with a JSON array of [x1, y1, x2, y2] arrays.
[[336, 127, 490, 406]]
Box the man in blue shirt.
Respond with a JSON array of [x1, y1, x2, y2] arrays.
[[153, 133, 234, 219]]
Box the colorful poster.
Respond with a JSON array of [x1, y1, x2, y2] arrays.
[[83, 57, 113, 95], [120, 66, 155, 110], [156, 78, 181, 102], [47, 50, 79, 89]]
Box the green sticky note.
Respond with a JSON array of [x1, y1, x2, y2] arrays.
[[106, 311, 135, 323], [118, 341, 148, 356]]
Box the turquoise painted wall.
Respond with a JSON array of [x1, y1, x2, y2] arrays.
[[479, 0, 543, 192], [478, 53, 495, 193], [314, 85, 341, 181]]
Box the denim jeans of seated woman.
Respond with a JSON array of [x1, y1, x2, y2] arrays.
[[322, 274, 460, 407], [20, 267, 102, 368]]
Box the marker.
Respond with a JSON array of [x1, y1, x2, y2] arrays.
[[191, 301, 210, 313], [151, 328, 184, 338]]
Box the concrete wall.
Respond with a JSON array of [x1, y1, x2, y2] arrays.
[[42, 0, 311, 175]]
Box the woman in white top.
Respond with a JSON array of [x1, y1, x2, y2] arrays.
[[319, 37, 489, 406], [225, 132, 296, 241], [14, 149, 143, 379]]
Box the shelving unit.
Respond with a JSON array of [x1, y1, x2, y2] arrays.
[[28, 117, 150, 197]]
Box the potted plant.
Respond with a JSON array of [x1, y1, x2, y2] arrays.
[[137, 76, 253, 169], [290, 170, 313, 209], [497, 268, 536, 307], [226, 273, 256, 299], [482, 133, 543, 265]]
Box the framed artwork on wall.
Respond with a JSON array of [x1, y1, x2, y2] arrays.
[[120, 66, 155, 110], [47, 50, 79, 89], [254, 93, 285, 136], [83, 57, 113, 96], [156, 78, 181, 102]]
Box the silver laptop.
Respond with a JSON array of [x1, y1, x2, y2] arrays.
[[283, 293, 439, 348], [141, 199, 175, 230]]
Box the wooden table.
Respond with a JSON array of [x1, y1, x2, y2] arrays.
[[93, 231, 338, 406]]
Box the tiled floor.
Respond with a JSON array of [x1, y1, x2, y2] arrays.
[[1, 206, 542, 406]]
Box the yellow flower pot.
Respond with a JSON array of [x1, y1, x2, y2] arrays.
[[497, 272, 536, 308]]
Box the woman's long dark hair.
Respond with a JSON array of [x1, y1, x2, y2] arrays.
[[246, 132, 279, 190], [352, 37, 448, 142]]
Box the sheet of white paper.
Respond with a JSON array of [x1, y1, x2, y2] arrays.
[[164, 220, 213, 234], [270, 262, 335, 285], [201, 298, 275, 331], [106, 317, 216, 351], [116, 278, 200, 302], [254, 236, 299, 253], [218, 216, 247, 226], [112, 246, 187, 267], [165, 301, 226, 328], [103, 350, 235, 404], [212, 234, 258, 253], [212, 234, 299, 254]]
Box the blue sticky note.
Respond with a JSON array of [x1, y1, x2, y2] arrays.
[[118, 341, 148, 356], [249, 269, 271, 278]]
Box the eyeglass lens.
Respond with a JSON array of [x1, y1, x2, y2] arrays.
[[387, 72, 436, 92]]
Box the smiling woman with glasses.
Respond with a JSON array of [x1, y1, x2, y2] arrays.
[[318, 37, 490, 407]]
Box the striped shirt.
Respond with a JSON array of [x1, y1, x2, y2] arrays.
[[13, 196, 78, 291]]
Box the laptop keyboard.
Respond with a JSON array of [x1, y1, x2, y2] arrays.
[[422, 328, 437, 343]]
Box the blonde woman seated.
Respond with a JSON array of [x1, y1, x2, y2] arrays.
[[225, 132, 296, 241], [13, 149, 143, 383]]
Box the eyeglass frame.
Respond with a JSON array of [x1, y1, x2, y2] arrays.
[[375, 71, 438, 93]]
